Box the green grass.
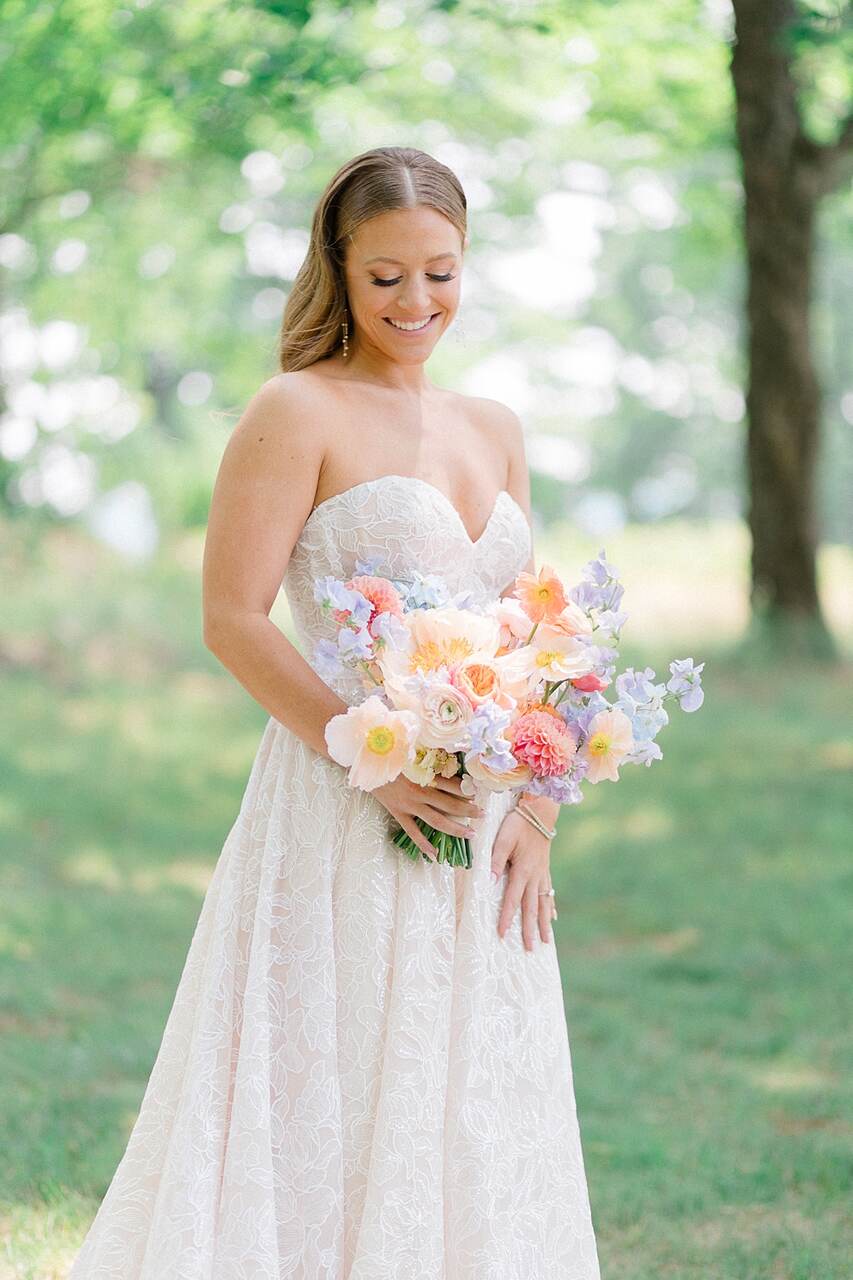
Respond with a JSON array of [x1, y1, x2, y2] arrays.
[[0, 517, 851, 1278]]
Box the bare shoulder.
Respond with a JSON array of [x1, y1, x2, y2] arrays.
[[227, 369, 329, 457], [451, 390, 523, 450], [203, 371, 334, 630], [448, 390, 527, 488], [447, 391, 531, 540]]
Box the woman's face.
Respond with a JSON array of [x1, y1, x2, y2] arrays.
[[342, 205, 465, 364]]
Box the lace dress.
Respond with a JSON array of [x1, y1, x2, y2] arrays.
[[67, 474, 602, 1280]]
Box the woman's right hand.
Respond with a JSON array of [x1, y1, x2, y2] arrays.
[[372, 773, 487, 862]]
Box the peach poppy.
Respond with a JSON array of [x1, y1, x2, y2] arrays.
[[513, 564, 568, 624], [580, 707, 634, 783], [324, 695, 419, 791]]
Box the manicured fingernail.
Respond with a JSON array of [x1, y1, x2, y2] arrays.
[[490, 870, 499, 884]]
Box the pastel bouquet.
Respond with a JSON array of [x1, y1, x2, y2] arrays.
[[313, 550, 705, 867]]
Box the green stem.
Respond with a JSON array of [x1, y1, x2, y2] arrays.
[[391, 817, 472, 868]]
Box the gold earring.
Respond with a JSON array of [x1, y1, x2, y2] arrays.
[[342, 316, 349, 359]]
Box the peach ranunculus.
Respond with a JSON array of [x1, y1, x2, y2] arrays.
[[324, 694, 419, 791], [452, 657, 517, 710], [382, 672, 475, 751], [513, 564, 568, 624], [418, 682, 475, 750], [580, 707, 634, 783], [334, 575, 404, 629], [508, 710, 579, 777]]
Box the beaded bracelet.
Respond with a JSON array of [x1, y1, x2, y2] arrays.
[[515, 800, 557, 840]]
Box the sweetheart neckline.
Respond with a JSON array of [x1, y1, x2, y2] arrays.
[[303, 473, 524, 547]]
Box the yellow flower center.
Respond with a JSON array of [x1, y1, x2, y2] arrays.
[[536, 585, 553, 601], [535, 649, 560, 668], [366, 725, 395, 755], [411, 637, 474, 672], [587, 731, 611, 756]]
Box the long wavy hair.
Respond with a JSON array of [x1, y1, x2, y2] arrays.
[[278, 146, 468, 372]]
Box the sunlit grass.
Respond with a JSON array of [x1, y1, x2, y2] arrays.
[[1, 516, 851, 1279]]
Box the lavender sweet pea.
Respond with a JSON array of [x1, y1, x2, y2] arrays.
[[312, 548, 707, 868]]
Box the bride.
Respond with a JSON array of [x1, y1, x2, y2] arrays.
[[68, 145, 601, 1279]]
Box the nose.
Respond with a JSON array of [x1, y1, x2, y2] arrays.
[[396, 278, 435, 314]]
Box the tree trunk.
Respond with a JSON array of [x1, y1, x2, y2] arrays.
[[730, 0, 844, 657]]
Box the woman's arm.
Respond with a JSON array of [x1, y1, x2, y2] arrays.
[[201, 375, 349, 759]]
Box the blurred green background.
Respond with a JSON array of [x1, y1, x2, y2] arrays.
[[1, 1, 851, 1277]]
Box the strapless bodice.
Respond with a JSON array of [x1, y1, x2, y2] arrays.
[[282, 474, 532, 706]]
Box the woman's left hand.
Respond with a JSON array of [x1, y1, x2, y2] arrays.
[[490, 809, 555, 950]]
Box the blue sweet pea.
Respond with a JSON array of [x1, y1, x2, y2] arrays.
[[371, 611, 409, 647], [402, 571, 450, 609], [468, 702, 513, 751], [617, 698, 669, 743], [667, 658, 705, 711], [354, 554, 386, 576], [313, 638, 344, 680], [338, 626, 374, 661], [625, 738, 664, 767]]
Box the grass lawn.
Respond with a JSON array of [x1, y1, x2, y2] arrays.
[[0, 516, 851, 1279]]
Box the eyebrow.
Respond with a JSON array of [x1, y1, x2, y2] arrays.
[[363, 253, 458, 266]]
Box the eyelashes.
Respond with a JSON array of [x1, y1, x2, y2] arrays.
[[371, 273, 456, 287]]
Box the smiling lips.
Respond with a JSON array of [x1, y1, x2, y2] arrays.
[[384, 314, 439, 332]]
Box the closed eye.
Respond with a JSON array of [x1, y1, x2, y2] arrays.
[[371, 273, 456, 287]]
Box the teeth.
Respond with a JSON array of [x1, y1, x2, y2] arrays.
[[387, 315, 433, 331]]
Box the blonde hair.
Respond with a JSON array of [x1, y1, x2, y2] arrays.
[[278, 146, 467, 372]]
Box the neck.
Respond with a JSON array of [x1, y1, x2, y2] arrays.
[[342, 337, 433, 393]]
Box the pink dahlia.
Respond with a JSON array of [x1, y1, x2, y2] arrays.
[[334, 575, 404, 628], [508, 710, 578, 777]]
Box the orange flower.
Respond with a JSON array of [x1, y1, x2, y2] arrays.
[[454, 661, 498, 702], [453, 659, 517, 712], [334, 575, 404, 628], [515, 697, 564, 722], [513, 564, 568, 624]]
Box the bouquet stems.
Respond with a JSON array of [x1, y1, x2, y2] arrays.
[[391, 820, 472, 868]]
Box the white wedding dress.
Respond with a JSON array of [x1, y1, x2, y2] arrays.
[[68, 474, 601, 1280]]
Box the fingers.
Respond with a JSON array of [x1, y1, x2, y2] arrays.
[[520, 882, 542, 952], [538, 888, 554, 945], [490, 827, 513, 885], [396, 814, 439, 863], [427, 777, 485, 820], [498, 874, 555, 949], [492, 832, 555, 949], [497, 862, 525, 941], [430, 775, 466, 794], [417, 801, 481, 839]]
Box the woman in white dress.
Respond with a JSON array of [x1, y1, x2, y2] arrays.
[[68, 145, 601, 1279]]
